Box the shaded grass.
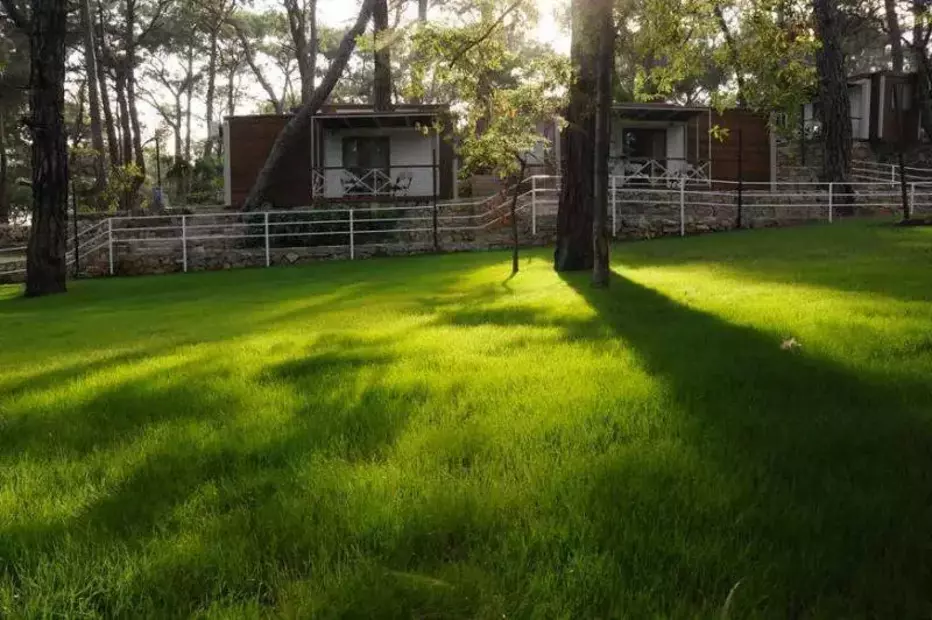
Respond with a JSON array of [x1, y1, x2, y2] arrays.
[[1, 220, 931, 617]]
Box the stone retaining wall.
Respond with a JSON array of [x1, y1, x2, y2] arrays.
[[0, 188, 908, 283]]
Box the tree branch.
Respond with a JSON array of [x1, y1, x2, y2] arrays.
[[448, 0, 523, 67]]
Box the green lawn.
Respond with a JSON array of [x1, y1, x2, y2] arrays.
[[2, 221, 932, 618]]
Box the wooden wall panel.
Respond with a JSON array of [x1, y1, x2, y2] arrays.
[[700, 110, 772, 184], [228, 115, 311, 208]]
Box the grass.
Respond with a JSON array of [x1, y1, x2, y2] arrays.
[[1, 220, 931, 618]]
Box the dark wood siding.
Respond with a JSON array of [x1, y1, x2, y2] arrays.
[[700, 110, 771, 183], [870, 73, 882, 141], [228, 115, 311, 208], [881, 74, 921, 145]]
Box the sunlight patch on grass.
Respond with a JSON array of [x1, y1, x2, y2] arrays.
[[1, 222, 931, 616]]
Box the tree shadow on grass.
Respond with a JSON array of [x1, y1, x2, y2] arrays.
[[612, 222, 932, 303], [0, 334, 446, 616], [558, 270, 932, 617]]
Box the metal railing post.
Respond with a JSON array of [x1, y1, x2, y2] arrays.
[[531, 177, 537, 236], [107, 218, 114, 275], [909, 182, 916, 219], [611, 176, 617, 236], [679, 177, 686, 237], [264, 212, 270, 267], [891, 164, 897, 187], [828, 182, 833, 223], [349, 208, 355, 259], [182, 215, 188, 273]]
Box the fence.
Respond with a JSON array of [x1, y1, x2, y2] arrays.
[[1, 175, 928, 282], [851, 159, 932, 184]]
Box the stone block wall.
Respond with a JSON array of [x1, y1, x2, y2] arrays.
[[1, 185, 915, 284]]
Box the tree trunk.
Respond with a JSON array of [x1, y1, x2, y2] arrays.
[[591, 0, 614, 287], [227, 64, 236, 117], [555, 0, 597, 272], [244, 0, 373, 209], [885, 0, 904, 72], [25, 0, 70, 296], [418, 0, 426, 21], [372, 0, 392, 110], [510, 158, 527, 275], [203, 26, 219, 159], [79, 0, 107, 194], [0, 110, 9, 225], [812, 0, 851, 187], [114, 68, 133, 168], [124, 0, 144, 176], [184, 46, 194, 162], [96, 3, 120, 168]]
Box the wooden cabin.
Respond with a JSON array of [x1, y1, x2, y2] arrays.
[[223, 104, 456, 208]]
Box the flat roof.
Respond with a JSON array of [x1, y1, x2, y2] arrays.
[[612, 103, 709, 122], [312, 110, 440, 129]]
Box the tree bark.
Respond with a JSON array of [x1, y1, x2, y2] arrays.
[[227, 64, 236, 116], [25, 0, 69, 296], [591, 0, 614, 287], [95, 3, 121, 169], [555, 0, 597, 272], [284, 0, 317, 104], [203, 25, 219, 158], [372, 0, 392, 110], [510, 157, 527, 275], [123, 0, 144, 177], [885, 0, 904, 72], [114, 67, 133, 168], [812, 0, 851, 187], [418, 0, 426, 21], [79, 0, 107, 194], [0, 110, 9, 225], [243, 0, 374, 209], [184, 45, 194, 162]]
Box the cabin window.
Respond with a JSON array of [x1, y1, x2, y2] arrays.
[[342, 137, 391, 176], [621, 128, 667, 161]]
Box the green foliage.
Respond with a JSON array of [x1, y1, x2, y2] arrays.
[[100, 164, 145, 213], [409, 0, 569, 177], [632, 0, 818, 114]]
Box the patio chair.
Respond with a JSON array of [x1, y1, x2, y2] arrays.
[[393, 171, 413, 195]]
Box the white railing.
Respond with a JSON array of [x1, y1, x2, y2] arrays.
[[614, 159, 710, 185], [851, 159, 932, 185], [2, 176, 929, 281], [609, 179, 932, 237], [312, 166, 430, 198]]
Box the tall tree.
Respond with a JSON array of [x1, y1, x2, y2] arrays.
[[812, 0, 851, 185], [555, 0, 597, 272], [95, 0, 121, 169], [243, 0, 374, 209], [0, 0, 70, 295], [592, 0, 613, 287], [79, 0, 107, 195], [372, 0, 392, 109], [198, 0, 236, 158], [884, 0, 904, 72], [283, 0, 317, 104]]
